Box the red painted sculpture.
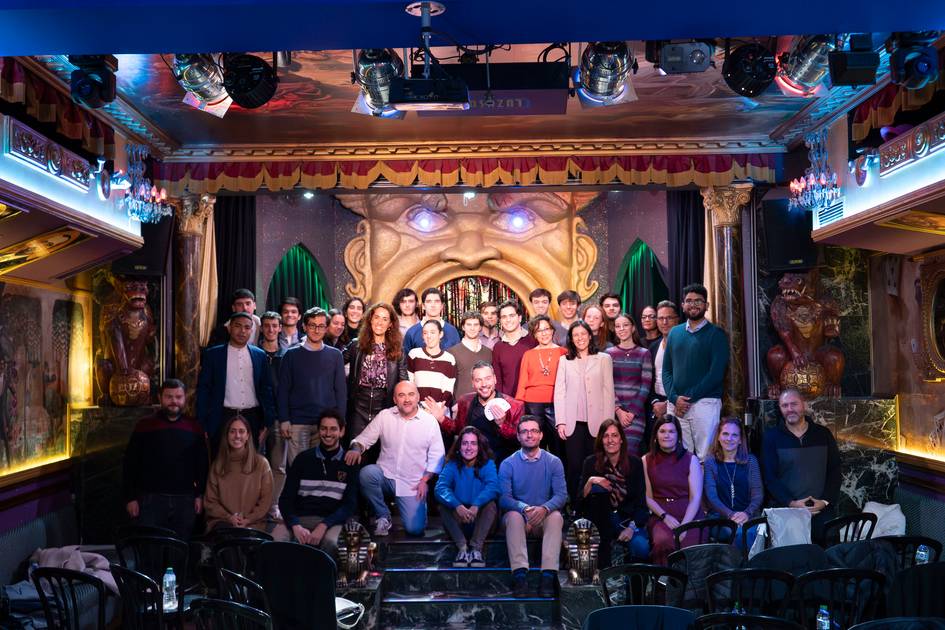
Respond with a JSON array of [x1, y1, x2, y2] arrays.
[[98, 277, 156, 406]]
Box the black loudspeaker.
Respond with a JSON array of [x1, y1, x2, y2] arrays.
[[112, 215, 174, 276], [762, 199, 817, 271]]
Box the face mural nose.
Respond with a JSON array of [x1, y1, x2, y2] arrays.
[[439, 231, 502, 270]]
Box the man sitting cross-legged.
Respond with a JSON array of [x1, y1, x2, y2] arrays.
[[499, 415, 567, 598], [272, 409, 359, 557]]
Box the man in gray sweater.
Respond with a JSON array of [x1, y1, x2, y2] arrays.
[[498, 415, 567, 598]]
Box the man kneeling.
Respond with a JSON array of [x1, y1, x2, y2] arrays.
[[499, 416, 567, 598], [272, 409, 358, 557], [346, 381, 445, 536]]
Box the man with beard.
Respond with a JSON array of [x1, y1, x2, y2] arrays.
[[762, 388, 841, 544], [455, 361, 523, 462], [661, 284, 729, 461], [122, 379, 208, 540], [478, 301, 501, 350]]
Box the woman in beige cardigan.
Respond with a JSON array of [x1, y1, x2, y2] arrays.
[[554, 320, 616, 501], [204, 415, 273, 531]]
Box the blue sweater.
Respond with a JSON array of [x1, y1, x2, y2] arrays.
[[403, 320, 461, 355], [662, 320, 730, 402], [498, 450, 567, 514], [434, 459, 499, 509], [277, 344, 347, 425]]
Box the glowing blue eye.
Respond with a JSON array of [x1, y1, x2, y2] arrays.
[[492, 207, 535, 233], [407, 206, 447, 232]]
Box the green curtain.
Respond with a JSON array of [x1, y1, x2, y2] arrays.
[[265, 244, 332, 312], [615, 238, 669, 322]]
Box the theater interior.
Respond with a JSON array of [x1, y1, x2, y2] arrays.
[[1, 1, 945, 628]]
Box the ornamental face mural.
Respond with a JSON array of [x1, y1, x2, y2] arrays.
[[336, 192, 600, 310]]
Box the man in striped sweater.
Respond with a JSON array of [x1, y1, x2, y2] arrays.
[[273, 409, 359, 556]]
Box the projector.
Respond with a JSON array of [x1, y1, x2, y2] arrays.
[[646, 41, 714, 74], [388, 77, 470, 111]]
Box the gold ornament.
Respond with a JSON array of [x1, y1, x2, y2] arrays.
[[565, 518, 600, 585]]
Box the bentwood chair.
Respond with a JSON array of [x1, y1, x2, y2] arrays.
[[792, 568, 885, 628], [705, 568, 794, 617], [218, 568, 271, 614], [31, 567, 107, 630], [695, 612, 804, 630], [849, 618, 945, 630], [191, 598, 273, 630], [673, 518, 739, 550], [583, 605, 696, 630], [110, 564, 164, 630], [822, 513, 877, 547], [598, 563, 687, 607], [874, 535, 943, 570]]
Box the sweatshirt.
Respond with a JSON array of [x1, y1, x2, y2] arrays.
[[278, 445, 359, 527], [277, 343, 347, 425], [498, 449, 567, 515], [122, 411, 208, 500], [434, 459, 499, 509], [762, 418, 841, 507], [662, 320, 729, 403]]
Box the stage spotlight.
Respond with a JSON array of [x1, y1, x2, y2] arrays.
[[775, 34, 842, 97], [574, 41, 639, 108], [722, 43, 776, 97], [351, 48, 406, 118], [646, 41, 714, 74], [223, 53, 278, 109], [68, 55, 117, 109], [888, 32, 940, 90], [173, 54, 232, 117], [828, 34, 879, 87]]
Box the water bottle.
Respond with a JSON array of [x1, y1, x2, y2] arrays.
[[816, 604, 831, 630], [915, 544, 931, 565], [162, 567, 178, 612], [732, 600, 747, 630]]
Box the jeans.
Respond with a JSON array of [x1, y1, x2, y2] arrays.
[[581, 493, 651, 566], [359, 464, 427, 535], [440, 501, 497, 551], [138, 493, 196, 540]]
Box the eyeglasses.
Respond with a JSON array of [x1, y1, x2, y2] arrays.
[[640, 314, 656, 320], [536, 327, 554, 333], [657, 316, 677, 322], [683, 299, 706, 305], [518, 428, 541, 435], [306, 323, 328, 330]]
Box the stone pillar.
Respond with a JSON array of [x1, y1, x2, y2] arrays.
[[174, 193, 215, 410], [700, 183, 753, 417]]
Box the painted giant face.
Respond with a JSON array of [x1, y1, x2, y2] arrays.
[[337, 192, 599, 310]]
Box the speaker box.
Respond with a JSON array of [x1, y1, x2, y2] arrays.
[[112, 215, 174, 276], [762, 199, 817, 271]]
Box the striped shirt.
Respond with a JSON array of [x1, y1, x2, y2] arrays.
[[407, 347, 457, 408], [605, 345, 653, 452], [277, 445, 359, 527]]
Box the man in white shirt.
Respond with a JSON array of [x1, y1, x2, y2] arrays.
[[345, 381, 445, 536]]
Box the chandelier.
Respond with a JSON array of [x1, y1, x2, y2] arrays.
[[118, 144, 173, 223], [789, 128, 842, 211]]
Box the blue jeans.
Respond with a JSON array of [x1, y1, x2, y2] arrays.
[[359, 464, 427, 536], [610, 511, 651, 562], [707, 512, 758, 549]]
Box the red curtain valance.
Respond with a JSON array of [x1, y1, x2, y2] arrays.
[[0, 57, 116, 159], [153, 154, 778, 195]]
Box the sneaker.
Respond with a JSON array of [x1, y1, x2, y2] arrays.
[[538, 573, 557, 598], [453, 549, 469, 567], [512, 574, 529, 598], [468, 549, 485, 567], [373, 516, 392, 536]]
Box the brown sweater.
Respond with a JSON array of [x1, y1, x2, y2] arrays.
[[204, 452, 273, 531]]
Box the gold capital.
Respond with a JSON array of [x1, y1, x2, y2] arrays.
[[701, 183, 754, 228], [175, 193, 216, 235]]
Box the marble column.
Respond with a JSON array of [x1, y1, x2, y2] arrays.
[[174, 193, 215, 411], [700, 183, 752, 417]]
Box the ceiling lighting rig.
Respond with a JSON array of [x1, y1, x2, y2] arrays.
[[645, 40, 715, 74], [574, 41, 638, 108], [169, 52, 281, 117], [775, 34, 845, 97], [721, 41, 776, 97], [887, 31, 941, 90]]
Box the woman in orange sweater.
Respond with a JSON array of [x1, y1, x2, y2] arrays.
[[204, 416, 273, 531], [515, 315, 567, 457]]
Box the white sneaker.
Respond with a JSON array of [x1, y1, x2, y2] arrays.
[[373, 517, 392, 536], [268, 506, 283, 523], [453, 549, 469, 567]]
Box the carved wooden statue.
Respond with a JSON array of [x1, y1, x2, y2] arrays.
[[566, 518, 600, 585], [98, 277, 156, 406], [335, 521, 377, 588], [766, 271, 844, 399]]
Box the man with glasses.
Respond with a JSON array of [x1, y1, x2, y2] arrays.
[[278, 307, 347, 464], [499, 416, 567, 598], [662, 284, 730, 460]]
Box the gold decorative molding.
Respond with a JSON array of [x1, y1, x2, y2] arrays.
[[918, 251, 945, 381], [175, 193, 215, 235], [6, 117, 91, 190], [879, 109, 945, 176], [701, 183, 754, 227]]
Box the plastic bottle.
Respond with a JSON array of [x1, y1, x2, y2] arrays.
[[915, 544, 931, 565], [732, 600, 747, 630], [816, 604, 831, 630], [162, 567, 178, 612]]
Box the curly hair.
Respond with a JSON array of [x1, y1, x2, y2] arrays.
[[356, 302, 403, 361]]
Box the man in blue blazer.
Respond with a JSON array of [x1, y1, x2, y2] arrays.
[[197, 312, 277, 453]]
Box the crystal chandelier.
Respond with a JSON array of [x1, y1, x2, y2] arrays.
[[118, 144, 173, 223], [789, 128, 842, 211]]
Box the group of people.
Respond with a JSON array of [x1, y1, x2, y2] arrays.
[[122, 283, 842, 589]]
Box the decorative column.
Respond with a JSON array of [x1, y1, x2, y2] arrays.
[[174, 193, 215, 407], [700, 183, 753, 417]]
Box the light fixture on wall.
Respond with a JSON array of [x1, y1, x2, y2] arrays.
[[789, 129, 842, 211], [172, 53, 232, 117], [775, 34, 844, 97], [117, 144, 173, 224], [573, 41, 639, 108]]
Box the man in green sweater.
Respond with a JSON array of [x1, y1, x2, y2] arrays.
[[661, 283, 730, 461]]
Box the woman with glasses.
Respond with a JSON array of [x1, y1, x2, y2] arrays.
[[639, 306, 661, 343], [579, 419, 650, 567], [703, 417, 763, 548], [554, 320, 615, 501], [516, 315, 567, 457], [606, 313, 653, 455]]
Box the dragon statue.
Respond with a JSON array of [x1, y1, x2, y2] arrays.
[[766, 272, 844, 399], [97, 277, 156, 406]]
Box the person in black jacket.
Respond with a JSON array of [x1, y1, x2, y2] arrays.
[[579, 418, 650, 567], [343, 302, 408, 448], [643, 300, 678, 452], [272, 409, 359, 556], [762, 388, 841, 544]]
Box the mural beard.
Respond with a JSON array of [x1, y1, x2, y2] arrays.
[[336, 191, 600, 313]]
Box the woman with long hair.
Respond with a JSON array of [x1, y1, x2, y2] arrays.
[[204, 415, 273, 531], [326, 308, 347, 349], [344, 302, 407, 443], [515, 315, 567, 456], [639, 305, 661, 343], [643, 415, 704, 565], [434, 426, 499, 567], [407, 319, 458, 434], [704, 417, 763, 548], [554, 320, 615, 500], [579, 419, 650, 567], [606, 313, 653, 455], [340, 297, 366, 346], [581, 304, 612, 350]]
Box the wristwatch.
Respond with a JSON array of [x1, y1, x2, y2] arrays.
[[658, 512, 667, 521]]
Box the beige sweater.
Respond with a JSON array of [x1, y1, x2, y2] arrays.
[[204, 452, 273, 530]]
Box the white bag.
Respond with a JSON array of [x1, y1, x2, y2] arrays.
[[336, 597, 365, 630], [764, 507, 812, 547], [863, 501, 906, 537]]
